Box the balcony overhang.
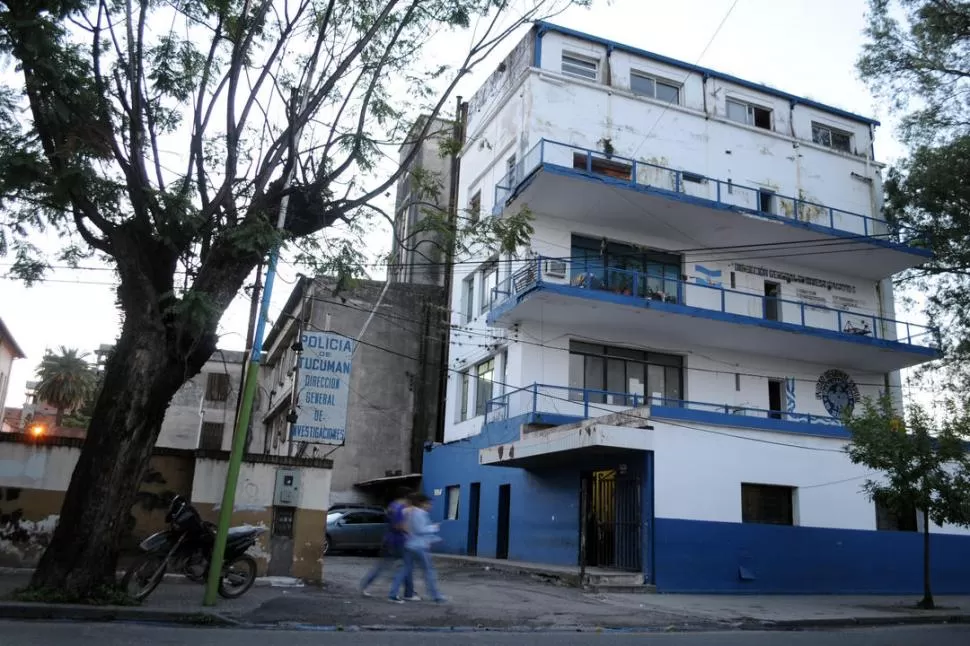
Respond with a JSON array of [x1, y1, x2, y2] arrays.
[[489, 282, 939, 373], [503, 163, 929, 281], [480, 408, 653, 469]]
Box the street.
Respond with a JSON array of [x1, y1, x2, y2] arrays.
[[2, 621, 969, 645]]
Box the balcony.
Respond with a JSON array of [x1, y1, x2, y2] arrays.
[[493, 140, 930, 280], [485, 383, 850, 440], [487, 258, 939, 373]]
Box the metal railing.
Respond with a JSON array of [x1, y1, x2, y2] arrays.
[[484, 383, 845, 428], [493, 139, 900, 242], [491, 256, 937, 349]]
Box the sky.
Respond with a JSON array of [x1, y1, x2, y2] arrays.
[[0, 0, 925, 409]]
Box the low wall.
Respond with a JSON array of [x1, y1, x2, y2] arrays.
[[0, 435, 332, 582]]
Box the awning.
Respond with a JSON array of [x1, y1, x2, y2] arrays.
[[354, 473, 422, 488], [479, 422, 653, 469]]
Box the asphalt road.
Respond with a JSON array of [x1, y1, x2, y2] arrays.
[[2, 621, 969, 645]]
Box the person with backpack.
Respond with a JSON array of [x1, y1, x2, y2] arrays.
[[359, 488, 417, 600]]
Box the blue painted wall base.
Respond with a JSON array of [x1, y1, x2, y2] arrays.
[[423, 416, 970, 594]]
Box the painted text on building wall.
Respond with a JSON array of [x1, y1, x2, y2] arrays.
[[290, 332, 354, 445], [733, 263, 856, 293]]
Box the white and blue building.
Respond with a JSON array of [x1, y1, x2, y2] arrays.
[[421, 22, 970, 593]]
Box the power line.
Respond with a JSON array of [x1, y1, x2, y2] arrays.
[[295, 314, 848, 454], [630, 0, 741, 160], [304, 291, 934, 394]]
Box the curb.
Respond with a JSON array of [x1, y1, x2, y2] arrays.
[[0, 601, 239, 627], [0, 568, 304, 588], [749, 613, 970, 630]]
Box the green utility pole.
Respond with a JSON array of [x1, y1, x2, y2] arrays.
[[203, 110, 304, 607]]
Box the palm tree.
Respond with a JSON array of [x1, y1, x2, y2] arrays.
[[34, 347, 97, 427]]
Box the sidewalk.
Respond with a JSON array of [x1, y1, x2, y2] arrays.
[[2, 556, 970, 632]]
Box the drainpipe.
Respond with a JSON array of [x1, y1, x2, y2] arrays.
[[701, 73, 710, 119], [533, 25, 547, 68]]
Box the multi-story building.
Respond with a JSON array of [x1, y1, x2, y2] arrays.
[[0, 316, 25, 429], [389, 115, 456, 287], [259, 276, 446, 506], [422, 22, 970, 594]]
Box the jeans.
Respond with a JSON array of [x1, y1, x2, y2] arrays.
[[361, 544, 414, 597], [390, 547, 442, 601]]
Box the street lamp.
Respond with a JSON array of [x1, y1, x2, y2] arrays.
[[30, 424, 45, 437]]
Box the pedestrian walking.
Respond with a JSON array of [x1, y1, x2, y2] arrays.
[[360, 488, 417, 600], [389, 492, 445, 603]]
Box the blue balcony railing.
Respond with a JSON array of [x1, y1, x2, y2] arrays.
[[491, 256, 937, 350], [493, 139, 904, 243], [484, 383, 845, 429], [485, 383, 646, 425]]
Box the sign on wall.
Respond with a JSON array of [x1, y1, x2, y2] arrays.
[[290, 332, 355, 445], [815, 369, 861, 419], [733, 263, 857, 294]]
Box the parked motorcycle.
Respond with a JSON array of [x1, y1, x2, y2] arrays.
[[121, 495, 264, 601]]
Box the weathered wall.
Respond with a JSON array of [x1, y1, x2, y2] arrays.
[[308, 279, 446, 504], [0, 440, 194, 566]]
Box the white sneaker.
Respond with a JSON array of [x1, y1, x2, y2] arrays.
[[404, 595, 422, 602], [360, 588, 372, 597]]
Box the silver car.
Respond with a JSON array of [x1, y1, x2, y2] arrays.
[[324, 507, 388, 555]]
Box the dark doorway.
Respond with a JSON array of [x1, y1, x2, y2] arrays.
[[768, 379, 785, 420], [496, 484, 511, 559], [758, 189, 774, 213], [467, 482, 481, 556], [764, 281, 781, 321], [581, 469, 642, 571]]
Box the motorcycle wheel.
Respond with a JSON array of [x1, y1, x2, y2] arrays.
[[217, 555, 257, 599], [121, 555, 167, 601]]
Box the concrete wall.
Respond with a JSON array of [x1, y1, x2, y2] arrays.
[[0, 440, 194, 566], [260, 277, 446, 507], [0, 435, 333, 581], [392, 116, 454, 287], [0, 342, 15, 422]]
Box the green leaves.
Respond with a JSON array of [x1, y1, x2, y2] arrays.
[[845, 394, 970, 530], [858, 1, 970, 392]]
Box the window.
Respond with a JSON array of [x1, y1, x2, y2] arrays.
[[812, 122, 852, 153], [681, 171, 706, 184], [630, 72, 680, 104], [474, 358, 495, 417], [741, 483, 795, 525], [875, 493, 918, 532], [199, 422, 224, 450], [505, 154, 517, 188], [570, 234, 681, 300], [480, 261, 498, 313], [462, 276, 475, 322], [726, 99, 772, 130], [468, 190, 481, 223], [459, 371, 471, 421], [572, 153, 632, 181], [445, 485, 460, 520], [568, 341, 683, 406], [561, 53, 598, 81], [205, 372, 230, 402]]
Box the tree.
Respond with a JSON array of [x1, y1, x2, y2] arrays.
[[0, 0, 588, 598], [845, 395, 970, 609], [34, 346, 97, 427], [857, 0, 970, 390]]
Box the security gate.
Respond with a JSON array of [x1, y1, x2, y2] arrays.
[[582, 470, 642, 571]]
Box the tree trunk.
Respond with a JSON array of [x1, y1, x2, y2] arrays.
[[28, 314, 209, 598], [918, 508, 934, 609], [54, 408, 64, 428]]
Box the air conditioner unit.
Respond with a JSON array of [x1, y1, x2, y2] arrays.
[[542, 259, 567, 279]]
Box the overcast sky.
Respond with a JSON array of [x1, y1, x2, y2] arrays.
[[0, 0, 926, 409]]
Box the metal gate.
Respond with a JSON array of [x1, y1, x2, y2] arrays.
[[584, 470, 642, 571]]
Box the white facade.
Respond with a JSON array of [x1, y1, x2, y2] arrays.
[[440, 24, 952, 537]]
